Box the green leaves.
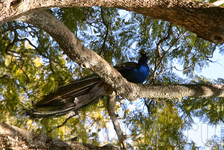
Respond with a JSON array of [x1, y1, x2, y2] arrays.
[[1, 6, 223, 149]]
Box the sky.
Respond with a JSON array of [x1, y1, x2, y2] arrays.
[[199, 50, 224, 79], [183, 49, 224, 148]]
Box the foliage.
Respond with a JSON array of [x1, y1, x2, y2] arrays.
[[205, 135, 224, 149], [0, 4, 224, 149]]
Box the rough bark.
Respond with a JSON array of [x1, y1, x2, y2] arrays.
[[1, 0, 224, 44], [0, 122, 118, 150], [14, 11, 224, 101]]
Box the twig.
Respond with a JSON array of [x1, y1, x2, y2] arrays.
[[5, 23, 18, 54], [20, 37, 66, 69], [49, 59, 64, 82], [173, 65, 193, 72], [144, 98, 153, 115], [18, 57, 30, 83], [107, 92, 126, 150], [220, 117, 224, 123], [48, 114, 77, 133], [100, 7, 109, 56], [1, 75, 30, 97], [149, 30, 187, 82], [157, 23, 173, 57], [150, 24, 173, 81]]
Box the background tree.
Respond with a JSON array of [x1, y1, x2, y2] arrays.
[[1, 0, 224, 149]]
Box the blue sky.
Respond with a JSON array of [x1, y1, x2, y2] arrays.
[[184, 48, 224, 148], [199, 50, 224, 79]]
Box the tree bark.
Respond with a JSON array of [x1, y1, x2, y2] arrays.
[[0, 122, 118, 150], [107, 92, 126, 149], [1, 0, 224, 44], [14, 11, 224, 100]]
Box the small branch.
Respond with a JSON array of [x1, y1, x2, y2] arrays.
[[159, 30, 187, 65], [47, 114, 77, 133], [144, 98, 153, 115], [157, 23, 173, 58], [100, 7, 109, 56], [149, 30, 187, 82], [1, 75, 30, 96], [107, 92, 126, 150], [49, 59, 64, 82], [220, 117, 224, 123], [0, 75, 8, 79], [20, 37, 66, 69], [5, 23, 18, 54], [151, 24, 173, 81], [143, 16, 148, 37], [173, 65, 193, 72], [18, 57, 30, 83]]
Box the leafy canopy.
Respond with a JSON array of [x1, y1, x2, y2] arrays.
[[0, 5, 223, 149]]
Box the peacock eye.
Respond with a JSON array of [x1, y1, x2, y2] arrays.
[[141, 51, 146, 55]]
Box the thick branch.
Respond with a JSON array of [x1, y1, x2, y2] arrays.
[[15, 11, 135, 100], [0, 122, 118, 150], [15, 11, 224, 100], [1, 0, 224, 44]]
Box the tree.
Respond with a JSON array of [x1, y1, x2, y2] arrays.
[[1, 0, 224, 149], [205, 135, 224, 149]]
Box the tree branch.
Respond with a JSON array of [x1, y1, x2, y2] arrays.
[[100, 7, 109, 56], [47, 114, 77, 133], [0, 121, 118, 150], [14, 11, 224, 100], [150, 29, 187, 82], [157, 23, 173, 58], [107, 91, 126, 150], [151, 24, 173, 81], [1, 0, 224, 44]]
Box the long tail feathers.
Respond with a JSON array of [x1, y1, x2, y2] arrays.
[[31, 75, 106, 118]]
